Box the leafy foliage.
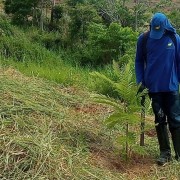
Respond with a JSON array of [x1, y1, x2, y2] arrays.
[[77, 22, 137, 66], [95, 0, 134, 27], [4, 0, 40, 25], [91, 60, 145, 159], [50, 5, 63, 23], [169, 9, 180, 34], [68, 3, 102, 44], [67, 0, 86, 6]]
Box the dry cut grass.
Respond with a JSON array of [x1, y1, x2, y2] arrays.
[[0, 67, 180, 180]]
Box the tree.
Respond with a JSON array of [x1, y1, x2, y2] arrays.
[[93, 0, 134, 27], [69, 3, 102, 44], [4, 0, 40, 25], [4, 0, 53, 29], [90, 0, 150, 31], [91, 60, 148, 160], [50, 5, 63, 24], [133, 0, 150, 31], [77, 22, 137, 66]]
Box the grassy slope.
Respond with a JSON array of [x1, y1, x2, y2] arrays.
[[0, 1, 180, 178], [1, 67, 180, 179], [0, 66, 121, 179]]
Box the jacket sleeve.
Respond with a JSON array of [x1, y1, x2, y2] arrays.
[[135, 34, 145, 85], [175, 34, 180, 83]]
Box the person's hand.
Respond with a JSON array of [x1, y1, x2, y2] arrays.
[[137, 84, 146, 97], [136, 84, 146, 106]]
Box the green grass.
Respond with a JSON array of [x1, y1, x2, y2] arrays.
[[0, 55, 120, 98], [0, 54, 93, 88]]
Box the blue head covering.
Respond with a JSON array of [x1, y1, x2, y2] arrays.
[[150, 12, 176, 39]]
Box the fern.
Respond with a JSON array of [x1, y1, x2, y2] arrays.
[[112, 60, 121, 79], [105, 112, 124, 128], [90, 71, 115, 86]]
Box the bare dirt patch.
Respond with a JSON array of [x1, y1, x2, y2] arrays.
[[74, 103, 112, 115], [145, 128, 156, 137], [89, 144, 155, 179]]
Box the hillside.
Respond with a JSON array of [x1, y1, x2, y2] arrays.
[[0, 67, 106, 179], [0, 0, 180, 178], [1, 67, 180, 179]]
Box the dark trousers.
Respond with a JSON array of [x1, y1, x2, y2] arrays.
[[149, 91, 180, 131]]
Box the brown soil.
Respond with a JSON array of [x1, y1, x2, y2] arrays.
[[145, 128, 156, 137], [89, 144, 155, 179], [74, 103, 112, 115], [74, 99, 157, 178]]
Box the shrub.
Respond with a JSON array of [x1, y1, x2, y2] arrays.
[[75, 22, 138, 66]]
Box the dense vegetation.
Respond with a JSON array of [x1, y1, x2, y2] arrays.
[[1, 0, 180, 179]]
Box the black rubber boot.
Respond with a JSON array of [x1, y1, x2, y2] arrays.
[[171, 128, 180, 161], [156, 124, 172, 166]]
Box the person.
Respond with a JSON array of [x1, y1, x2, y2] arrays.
[[135, 12, 180, 166]]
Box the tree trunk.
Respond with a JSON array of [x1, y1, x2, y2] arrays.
[[40, 0, 44, 31], [52, 0, 55, 6], [50, 0, 56, 23], [125, 123, 129, 161], [135, 0, 139, 31]]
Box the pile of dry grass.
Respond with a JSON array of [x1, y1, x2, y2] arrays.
[[0, 67, 119, 179], [0, 67, 93, 179]]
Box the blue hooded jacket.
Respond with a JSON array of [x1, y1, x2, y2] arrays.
[[135, 13, 180, 93]]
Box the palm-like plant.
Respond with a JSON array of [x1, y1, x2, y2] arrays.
[[91, 60, 148, 160]]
